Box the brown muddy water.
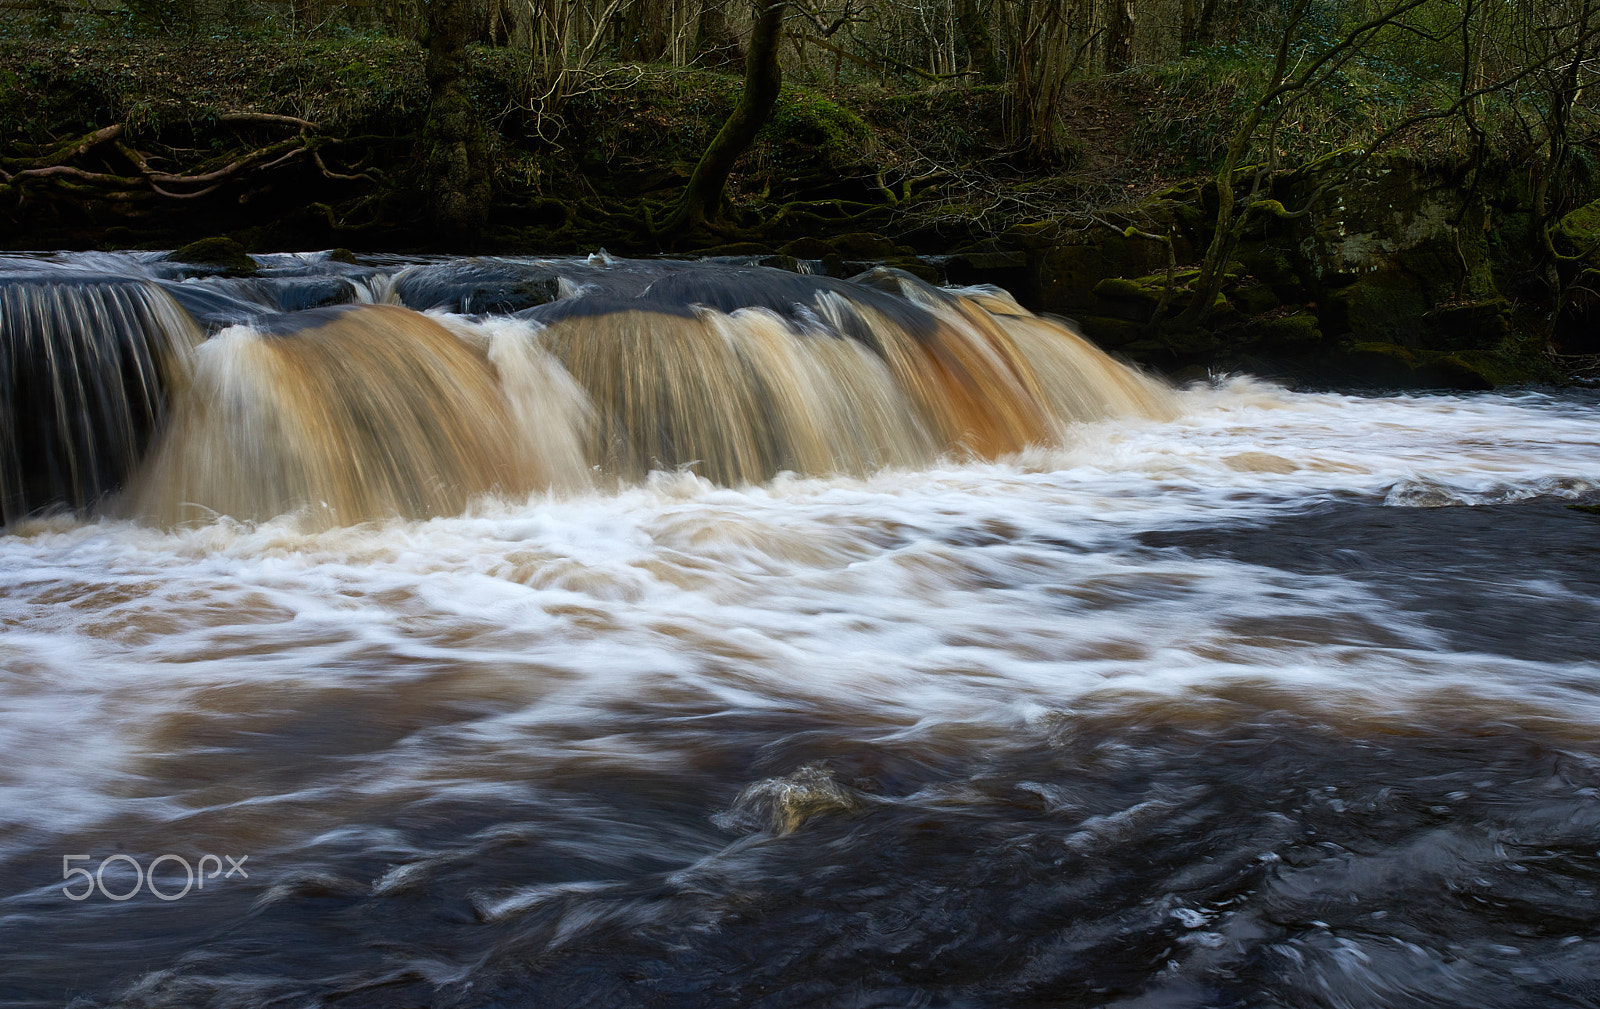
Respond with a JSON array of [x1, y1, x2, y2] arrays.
[[1, 251, 1599, 1009]]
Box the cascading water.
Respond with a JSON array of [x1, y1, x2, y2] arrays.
[[0, 252, 1173, 527], [3, 250, 1600, 1009], [0, 272, 199, 524]]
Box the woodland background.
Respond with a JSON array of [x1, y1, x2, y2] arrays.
[[4, 0, 1600, 384]]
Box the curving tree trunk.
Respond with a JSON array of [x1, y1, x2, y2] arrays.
[[659, 0, 786, 236]]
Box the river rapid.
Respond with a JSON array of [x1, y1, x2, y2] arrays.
[[1, 252, 1599, 1008]]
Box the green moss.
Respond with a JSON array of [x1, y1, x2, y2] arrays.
[[1556, 198, 1600, 265], [169, 236, 256, 274], [1093, 276, 1161, 303], [1233, 283, 1280, 315], [1422, 354, 1494, 390], [1254, 311, 1320, 346], [757, 85, 872, 172], [828, 232, 899, 258]]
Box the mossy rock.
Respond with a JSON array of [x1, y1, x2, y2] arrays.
[[1555, 198, 1600, 265], [1089, 271, 1235, 323], [1233, 282, 1280, 315], [1251, 311, 1321, 349], [1322, 277, 1429, 343], [1236, 240, 1305, 296], [1419, 354, 1494, 391], [944, 250, 1027, 272], [1344, 341, 1422, 385], [1003, 218, 1070, 252], [1341, 341, 1495, 389], [1036, 233, 1173, 312], [830, 232, 900, 259], [1424, 298, 1511, 351], [1448, 346, 1558, 386], [778, 237, 836, 259], [1093, 276, 1164, 305], [759, 86, 873, 173], [168, 236, 257, 276], [1075, 315, 1148, 350]]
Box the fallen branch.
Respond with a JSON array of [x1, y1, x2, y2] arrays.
[[217, 112, 319, 130]]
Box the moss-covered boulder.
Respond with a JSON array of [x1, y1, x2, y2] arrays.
[[1075, 315, 1153, 353], [1554, 198, 1600, 266], [1424, 298, 1512, 350], [1338, 342, 1499, 390], [168, 236, 257, 276], [777, 237, 835, 259], [759, 86, 875, 175], [830, 232, 907, 259], [1278, 157, 1500, 343], [1250, 310, 1322, 350]]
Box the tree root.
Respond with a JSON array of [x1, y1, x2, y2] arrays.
[[1, 115, 382, 205]]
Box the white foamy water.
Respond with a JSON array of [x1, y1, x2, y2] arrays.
[[2, 379, 1599, 870]]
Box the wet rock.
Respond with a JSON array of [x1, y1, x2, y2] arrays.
[[877, 255, 943, 283], [1037, 231, 1171, 313], [777, 236, 835, 259], [829, 231, 904, 259], [1340, 342, 1495, 390], [1424, 298, 1512, 350], [392, 261, 561, 314], [695, 241, 775, 258], [941, 249, 1031, 295]]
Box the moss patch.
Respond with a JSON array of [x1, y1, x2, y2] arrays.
[[169, 236, 256, 274]]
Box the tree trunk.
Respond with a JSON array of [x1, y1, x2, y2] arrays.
[[956, 0, 1002, 83], [1106, 0, 1134, 71], [660, 0, 785, 236], [422, 0, 492, 242]]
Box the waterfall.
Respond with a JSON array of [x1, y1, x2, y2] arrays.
[[0, 273, 200, 525], [0, 255, 1174, 527]]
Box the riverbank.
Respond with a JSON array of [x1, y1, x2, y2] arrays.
[[3, 34, 1595, 387]]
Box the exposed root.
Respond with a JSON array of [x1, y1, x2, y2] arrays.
[[0, 115, 378, 205]]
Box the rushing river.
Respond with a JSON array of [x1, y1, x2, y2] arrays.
[[2, 252, 1599, 1008]]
